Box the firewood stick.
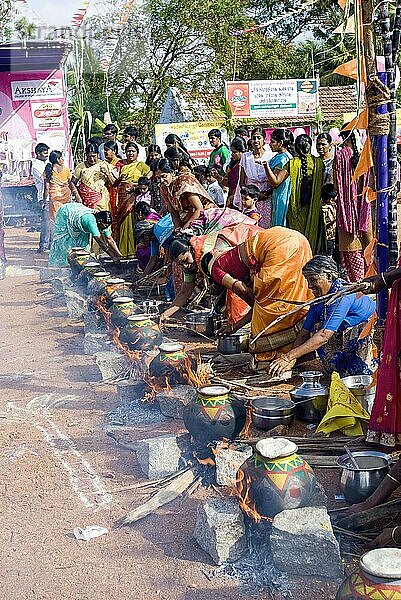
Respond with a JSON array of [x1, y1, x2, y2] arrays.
[[337, 498, 401, 530], [120, 469, 196, 525], [333, 525, 375, 541]]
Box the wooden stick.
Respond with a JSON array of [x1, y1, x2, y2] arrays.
[[337, 498, 401, 530], [120, 469, 195, 525]]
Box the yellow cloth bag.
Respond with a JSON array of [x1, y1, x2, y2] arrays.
[[316, 372, 370, 437]]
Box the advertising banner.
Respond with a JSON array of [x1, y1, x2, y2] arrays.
[[225, 79, 319, 119], [155, 120, 228, 163], [0, 69, 71, 180]]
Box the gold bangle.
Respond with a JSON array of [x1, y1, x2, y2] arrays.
[[392, 526, 401, 544], [381, 272, 388, 287], [387, 473, 401, 486]]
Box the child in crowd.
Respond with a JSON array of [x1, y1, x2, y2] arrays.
[[321, 183, 337, 257], [135, 176, 152, 205], [240, 184, 261, 223], [205, 166, 225, 207]]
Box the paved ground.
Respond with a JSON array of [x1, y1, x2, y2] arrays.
[[0, 227, 341, 600]]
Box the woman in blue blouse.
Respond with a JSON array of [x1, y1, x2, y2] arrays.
[[268, 255, 377, 378]]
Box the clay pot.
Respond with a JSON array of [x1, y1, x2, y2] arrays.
[[67, 249, 91, 278], [183, 385, 246, 445], [149, 342, 188, 383], [237, 438, 316, 519], [109, 296, 138, 328], [77, 261, 102, 289], [104, 278, 133, 308], [87, 271, 111, 297], [336, 549, 401, 599], [120, 313, 163, 351]]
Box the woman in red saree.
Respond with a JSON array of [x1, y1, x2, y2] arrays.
[[365, 267, 401, 447], [72, 144, 117, 211], [103, 140, 125, 219]]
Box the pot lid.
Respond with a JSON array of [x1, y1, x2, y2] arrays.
[[361, 548, 401, 579], [84, 261, 101, 267], [127, 313, 149, 321], [197, 385, 230, 396], [72, 249, 90, 255], [106, 278, 126, 284], [255, 437, 298, 459], [111, 296, 133, 304], [93, 271, 110, 277], [158, 342, 184, 352]]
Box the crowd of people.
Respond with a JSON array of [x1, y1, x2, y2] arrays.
[[31, 121, 401, 461]]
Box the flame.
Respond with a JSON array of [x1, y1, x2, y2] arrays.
[[93, 295, 112, 328], [236, 469, 272, 523], [238, 403, 253, 439], [178, 355, 211, 388]]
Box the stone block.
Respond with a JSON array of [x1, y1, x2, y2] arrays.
[[52, 276, 73, 296], [94, 350, 131, 381], [40, 266, 70, 283], [215, 442, 253, 488], [156, 385, 197, 419], [136, 434, 183, 479], [65, 289, 88, 319], [84, 332, 112, 355], [83, 311, 106, 334], [270, 506, 343, 579], [193, 497, 246, 565], [116, 379, 146, 404]]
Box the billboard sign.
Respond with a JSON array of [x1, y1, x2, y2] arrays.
[[225, 79, 319, 119]]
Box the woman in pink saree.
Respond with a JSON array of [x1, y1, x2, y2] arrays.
[[365, 266, 401, 447]]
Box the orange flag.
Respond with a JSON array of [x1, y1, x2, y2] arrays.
[[333, 59, 357, 79], [363, 186, 377, 202], [338, 0, 347, 8], [352, 135, 373, 181], [342, 108, 368, 131]]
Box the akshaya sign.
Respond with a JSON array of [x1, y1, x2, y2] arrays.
[[11, 78, 64, 101], [225, 79, 319, 119]]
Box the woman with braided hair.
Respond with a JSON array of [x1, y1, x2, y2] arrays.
[[334, 128, 373, 282], [258, 134, 326, 254]]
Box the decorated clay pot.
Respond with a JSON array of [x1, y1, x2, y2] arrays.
[[67, 248, 91, 278], [336, 548, 401, 599], [77, 261, 102, 289], [87, 271, 111, 297], [237, 438, 316, 519], [149, 342, 188, 383], [183, 385, 246, 445], [120, 313, 163, 351], [109, 296, 138, 328], [104, 278, 133, 308]]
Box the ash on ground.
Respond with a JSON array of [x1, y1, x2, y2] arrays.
[[107, 395, 168, 426], [212, 519, 292, 598]]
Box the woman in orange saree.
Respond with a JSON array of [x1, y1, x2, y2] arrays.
[[44, 151, 82, 223], [165, 227, 312, 370]]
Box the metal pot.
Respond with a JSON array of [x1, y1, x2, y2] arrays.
[[186, 311, 222, 337], [218, 328, 250, 355], [289, 371, 328, 422], [341, 375, 376, 414], [337, 451, 391, 504], [250, 396, 295, 430]]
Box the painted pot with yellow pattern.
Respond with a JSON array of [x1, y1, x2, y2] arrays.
[[237, 438, 316, 518], [183, 385, 246, 445], [109, 296, 138, 328], [336, 549, 401, 599], [120, 313, 163, 351]]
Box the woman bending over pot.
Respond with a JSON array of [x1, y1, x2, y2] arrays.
[[268, 255, 377, 379]]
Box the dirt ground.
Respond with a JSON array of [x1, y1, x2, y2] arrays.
[[0, 227, 347, 600]]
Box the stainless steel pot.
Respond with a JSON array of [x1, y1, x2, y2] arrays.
[[289, 371, 328, 422], [218, 328, 250, 354], [185, 311, 223, 337], [337, 451, 391, 504], [341, 375, 376, 414], [250, 396, 295, 430]]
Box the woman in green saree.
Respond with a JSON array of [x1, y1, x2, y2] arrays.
[[263, 134, 326, 255]]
